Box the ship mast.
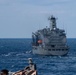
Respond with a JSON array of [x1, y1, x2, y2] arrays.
[[48, 15, 57, 30]]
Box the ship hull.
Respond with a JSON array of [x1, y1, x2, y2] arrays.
[[32, 46, 68, 56]]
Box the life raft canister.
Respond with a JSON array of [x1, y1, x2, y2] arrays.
[[38, 40, 42, 44]]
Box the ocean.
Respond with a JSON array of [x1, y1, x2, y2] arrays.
[[0, 38, 76, 75]]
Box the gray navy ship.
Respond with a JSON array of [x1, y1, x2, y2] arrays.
[[32, 16, 69, 55]]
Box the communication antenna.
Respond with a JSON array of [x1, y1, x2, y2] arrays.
[[65, 24, 67, 35]]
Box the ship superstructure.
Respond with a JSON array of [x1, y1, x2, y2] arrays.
[[32, 16, 68, 55]]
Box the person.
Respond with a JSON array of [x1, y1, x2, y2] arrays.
[[28, 58, 36, 70], [0, 69, 9, 75]]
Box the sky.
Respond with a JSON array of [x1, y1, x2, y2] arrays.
[[0, 0, 76, 38]]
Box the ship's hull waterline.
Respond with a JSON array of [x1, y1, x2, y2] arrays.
[[32, 46, 68, 56]]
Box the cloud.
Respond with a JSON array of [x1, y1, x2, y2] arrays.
[[16, 0, 72, 6], [0, 0, 72, 6]]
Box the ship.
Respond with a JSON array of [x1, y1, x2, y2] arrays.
[[32, 16, 69, 56]]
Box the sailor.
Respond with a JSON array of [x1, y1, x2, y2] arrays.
[[0, 69, 9, 75], [28, 58, 36, 70]]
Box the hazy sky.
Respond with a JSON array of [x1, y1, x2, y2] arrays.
[[0, 0, 76, 38]]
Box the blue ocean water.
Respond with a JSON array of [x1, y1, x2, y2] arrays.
[[0, 38, 76, 75]]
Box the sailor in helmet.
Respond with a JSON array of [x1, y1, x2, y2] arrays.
[[0, 69, 9, 75], [28, 58, 36, 70]]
